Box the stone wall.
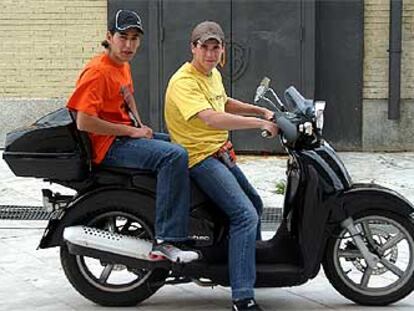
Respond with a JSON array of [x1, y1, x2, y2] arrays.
[[363, 0, 414, 151], [0, 0, 107, 146]]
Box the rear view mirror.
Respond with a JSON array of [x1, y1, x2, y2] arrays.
[[254, 77, 271, 103]]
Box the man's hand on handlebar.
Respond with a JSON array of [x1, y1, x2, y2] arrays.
[[260, 120, 278, 138], [262, 108, 275, 122]]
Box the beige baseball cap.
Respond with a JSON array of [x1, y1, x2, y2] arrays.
[[191, 21, 225, 44]]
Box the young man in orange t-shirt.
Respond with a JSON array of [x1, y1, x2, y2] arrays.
[[66, 9, 198, 263]]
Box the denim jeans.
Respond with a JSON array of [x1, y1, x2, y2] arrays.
[[102, 133, 190, 241], [190, 156, 264, 300]]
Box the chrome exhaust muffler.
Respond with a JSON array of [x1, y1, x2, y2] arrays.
[[63, 226, 155, 261]]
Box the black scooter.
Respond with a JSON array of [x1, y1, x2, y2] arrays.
[[3, 78, 414, 307]]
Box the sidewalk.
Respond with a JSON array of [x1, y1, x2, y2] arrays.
[[2, 152, 414, 209], [1, 152, 414, 310]]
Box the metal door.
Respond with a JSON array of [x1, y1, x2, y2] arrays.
[[159, 0, 231, 131], [315, 0, 363, 150], [230, 0, 314, 153], [108, 0, 232, 132], [108, 0, 313, 151], [158, 0, 313, 152]]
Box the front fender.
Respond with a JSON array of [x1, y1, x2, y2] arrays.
[[330, 183, 414, 222], [38, 187, 155, 249]]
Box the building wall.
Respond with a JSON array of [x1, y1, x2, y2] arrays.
[[1, 0, 414, 150], [0, 0, 107, 146], [363, 0, 414, 150]]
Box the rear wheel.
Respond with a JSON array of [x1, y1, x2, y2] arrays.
[[60, 195, 168, 306], [323, 209, 414, 305]]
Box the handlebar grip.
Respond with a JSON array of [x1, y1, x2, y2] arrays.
[[276, 115, 298, 143]]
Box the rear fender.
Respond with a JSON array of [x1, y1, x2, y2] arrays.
[[38, 187, 155, 249], [330, 183, 414, 222]]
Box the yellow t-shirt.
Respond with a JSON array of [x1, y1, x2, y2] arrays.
[[165, 62, 229, 168]]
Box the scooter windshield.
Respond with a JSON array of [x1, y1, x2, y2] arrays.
[[284, 86, 314, 117]]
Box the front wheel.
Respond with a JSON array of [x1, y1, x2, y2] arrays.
[[323, 209, 414, 305]]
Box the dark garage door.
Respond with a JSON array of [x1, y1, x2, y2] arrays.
[[108, 0, 362, 152], [230, 0, 314, 152], [160, 0, 313, 153]]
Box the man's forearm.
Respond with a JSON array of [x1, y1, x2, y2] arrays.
[[77, 113, 134, 136], [226, 97, 267, 116], [200, 111, 265, 130]]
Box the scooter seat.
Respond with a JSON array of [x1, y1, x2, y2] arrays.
[[91, 165, 156, 193], [92, 165, 210, 208], [94, 165, 154, 177]]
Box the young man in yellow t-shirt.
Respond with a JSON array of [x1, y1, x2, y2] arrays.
[[165, 21, 278, 311]]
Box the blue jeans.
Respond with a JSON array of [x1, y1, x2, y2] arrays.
[[190, 156, 264, 300], [102, 133, 190, 242]]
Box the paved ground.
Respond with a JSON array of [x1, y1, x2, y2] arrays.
[[1, 152, 414, 310]]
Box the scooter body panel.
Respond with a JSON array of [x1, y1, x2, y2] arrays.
[[280, 142, 353, 278], [39, 185, 226, 251]]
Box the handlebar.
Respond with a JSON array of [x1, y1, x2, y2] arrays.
[[255, 79, 316, 145], [261, 114, 299, 144]]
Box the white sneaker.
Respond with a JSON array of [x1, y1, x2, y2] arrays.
[[150, 242, 200, 263]]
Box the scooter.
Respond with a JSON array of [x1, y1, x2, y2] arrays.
[[3, 78, 414, 307]]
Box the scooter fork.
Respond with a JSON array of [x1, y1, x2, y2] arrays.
[[341, 217, 380, 269]]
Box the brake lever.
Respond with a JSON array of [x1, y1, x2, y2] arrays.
[[269, 88, 286, 111]]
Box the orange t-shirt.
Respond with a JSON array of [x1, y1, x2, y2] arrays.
[[66, 53, 134, 164]]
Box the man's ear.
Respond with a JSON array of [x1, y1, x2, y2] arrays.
[[106, 31, 113, 42], [219, 46, 226, 68], [190, 42, 196, 54]]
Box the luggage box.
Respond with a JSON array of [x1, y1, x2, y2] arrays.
[[3, 108, 89, 181]]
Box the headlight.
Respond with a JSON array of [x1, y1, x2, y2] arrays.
[[314, 101, 326, 132]]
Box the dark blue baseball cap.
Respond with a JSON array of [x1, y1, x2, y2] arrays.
[[109, 9, 144, 34]]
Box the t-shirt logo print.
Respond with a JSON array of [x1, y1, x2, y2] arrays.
[[209, 94, 225, 102], [120, 85, 139, 127]]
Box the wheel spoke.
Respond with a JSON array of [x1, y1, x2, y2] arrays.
[[379, 232, 405, 253], [338, 249, 363, 259], [381, 258, 404, 278], [360, 267, 373, 288], [99, 264, 114, 284], [119, 219, 132, 235], [361, 221, 377, 248]]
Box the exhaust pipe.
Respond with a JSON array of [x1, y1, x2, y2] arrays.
[[63, 226, 157, 261]]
